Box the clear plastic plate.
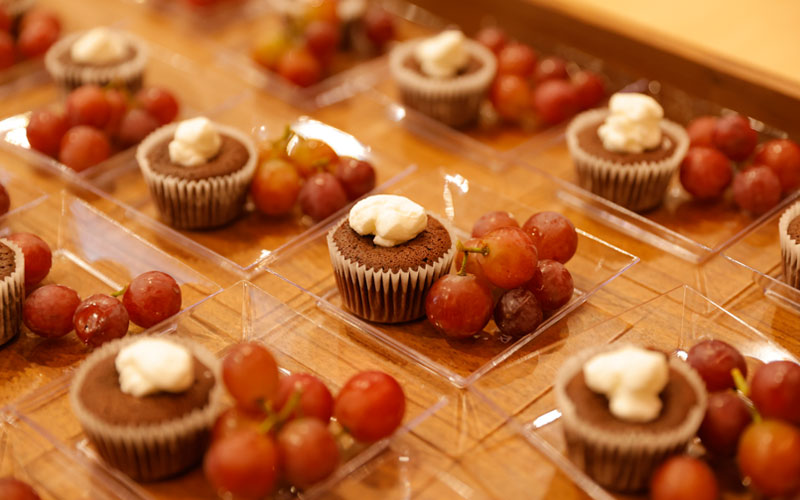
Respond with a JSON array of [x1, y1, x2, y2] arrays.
[[0, 166, 47, 217]]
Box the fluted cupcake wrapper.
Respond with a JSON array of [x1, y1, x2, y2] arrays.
[[136, 122, 258, 230], [0, 238, 25, 347], [389, 39, 497, 129], [327, 218, 456, 324], [554, 342, 707, 492], [44, 31, 149, 92], [779, 201, 800, 289], [69, 335, 224, 482], [566, 109, 689, 213]]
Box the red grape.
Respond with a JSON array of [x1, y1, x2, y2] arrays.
[[251, 158, 302, 216], [678, 146, 733, 200], [686, 339, 747, 391], [698, 390, 751, 456], [0, 8, 10, 33], [22, 284, 80, 338], [425, 274, 493, 338], [211, 407, 265, 442], [103, 89, 127, 136], [364, 8, 396, 50], [713, 113, 757, 161], [750, 360, 800, 425], [571, 70, 605, 110], [522, 212, 577, 263], [686, 115, 718, 148], [476, 226, 539, 289], [298, 172, 348, 221], [0, 32, 13, 70], [304, 20, 339, 64], [277, 418, 339, 488], [222, 342, 279, 413], [288, 137, 339, 178], [533, 56, 568, 83], [20, 9, 61, 34], [753, 138, 800, 194], [135, 87, 179, 125], [277, 46, 322, 87], [204, 429, 279, 499], [475, 26, 507, 54], [532, 79, 579, 125], [732, 165, 782, 215], [6, 232, 51, 288], [493, 288, 543, 337], [122, 270, 181, 328], [59, 126, 111, 172], [497, 43, 537, 78], [304, 0, 338, 24], [66, 85, 111, 129], [274, 372, 334, 422], [0, 182, 9, 216], [334, 371, 405, 442], [0, 477, 40, 500], [737, 420, 800, 497], [73, 294, 129, 347], [524, 259, 574, 311], [650, 456, 718, 500], [117, 108, 159, 148], [17, 16, 59, 58], [26, 109, 68, 157], [454, 237, 491, 285], [251, 30, 290, 70], [472, 211, 519, 238], [490, 74, 531, 122], [334, 157, 376, 200]]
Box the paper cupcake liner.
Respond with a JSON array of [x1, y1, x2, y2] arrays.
[[327, 217, 456, 323], [554, 342, 707, 492], [389, 38, 497, 129], [0, 238, 25, 347], [779, 201, 800, 289], [44, 30, 149, 91], [136, 122, 258, 230], [69, 335, 224, 482], [566, 108, 689, 213]]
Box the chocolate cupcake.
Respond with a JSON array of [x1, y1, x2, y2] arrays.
[[554, 343, 706, 492], [0, 238, 24, 347], [44, 27, 148, 91], [779, 202, 800, 289], [566, 93, 689, 213], [69, 335, 224, 481], [389, 30, 496, 129], [328, 195, 455, 323], [136, 117, 257, 230]]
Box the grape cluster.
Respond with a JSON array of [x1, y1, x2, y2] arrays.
[[476, 27, 606, 127], [251, 0, 396, 87], [0, 8, 60, 71], [13, 231, 182, 347], [204, 342, 406, 497], [251, 127, 376, 221], [26, 84, 179, 172], [425, 210, 576, 339], [680, 113, 800, 215]]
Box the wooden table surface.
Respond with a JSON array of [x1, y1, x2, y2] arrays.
[[1, 1, 799, 499]]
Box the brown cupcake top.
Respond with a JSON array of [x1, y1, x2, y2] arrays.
[[565, 366, 698, 433], [787, 214, 800, 244], [576, 120, 678, 165], [332, 216, 452, 272], [0, 241, 16, 280], [145, 134, 251, 180], [77, 352, 216, 426]]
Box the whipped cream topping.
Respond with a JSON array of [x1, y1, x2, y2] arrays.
[[597, 93, 664, 154], [70, 28, 128, 65], [414, 30, 470, 79], [583, 345, 669, 423], [168, 117, 222, 167], [337, 0, 367, 22], [349, 194, 427, 247], [116, 338, 194, 397]]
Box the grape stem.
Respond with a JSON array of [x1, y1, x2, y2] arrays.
[[110, 286, 127, 298], [732, 367, 762, 423], [258, 388, 303, 434], [455, 240, 489, 276]]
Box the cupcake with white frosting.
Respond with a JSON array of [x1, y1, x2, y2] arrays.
[[327, 195, 455, 323], [44, 27, 148, 90], [136, 116, 257, 229], [566, 92, 689, 212], [389, 30, 496, 128]]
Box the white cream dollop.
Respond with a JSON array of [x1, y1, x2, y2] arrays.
[[349, 194, 427, 247], [70, 28, 128, 65], [414, 30, 470, 79], [115, 338, 194, 397], [168, 117, 222, 167], [583, 345, 669, 423], [597, 93, 664, 154]]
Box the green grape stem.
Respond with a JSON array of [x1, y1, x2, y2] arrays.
[[258, 388, 303, 434], [455, 240, 489, 276], [732, 367, 762, 423], [110, 286, 127, 298]]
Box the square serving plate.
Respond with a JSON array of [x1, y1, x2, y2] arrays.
[[264, 168, 638, 387], [0, 191, 221, 405], [470, 285, 799, 500], [214, 0, 446, 110], [0, 165, 47, 216], [9, 279, 446, 499], [0, 38, 248, 183], [516, 78, 798, 264]]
